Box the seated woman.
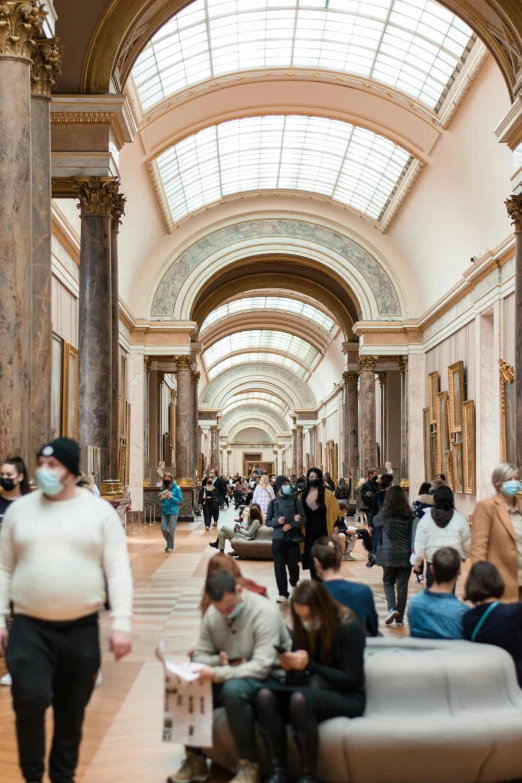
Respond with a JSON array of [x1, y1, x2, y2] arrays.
[[199, 552, 267, 614], [463, 562, 522, 686], [209, 503, 264, 553], [256, 580, 365, 783]]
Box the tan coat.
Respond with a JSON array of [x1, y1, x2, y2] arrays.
[[471, 494, 521, 603]]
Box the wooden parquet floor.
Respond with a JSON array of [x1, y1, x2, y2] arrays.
[[0, 506, 469, 783]]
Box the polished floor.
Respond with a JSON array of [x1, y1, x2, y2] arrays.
[[0, 505, 459, 783]]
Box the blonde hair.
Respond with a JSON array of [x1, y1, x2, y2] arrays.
[[492, 463, 519, 491], [259, 474, 270, 490]]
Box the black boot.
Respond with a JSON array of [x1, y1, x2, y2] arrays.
[[293, 729, 318, 783], [209, 539, 219, 548], [261, 728, 289, 783]]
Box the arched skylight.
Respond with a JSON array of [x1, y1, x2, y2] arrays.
[[156, 115, 412, 223], [201, 296, 336, 333], [204, 329, 319, 369], [132, 0, 473, 113], [222, 392, 290, 415], [207, 353, 308, 379]]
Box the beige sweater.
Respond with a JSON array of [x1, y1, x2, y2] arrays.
[[0, 489, 133, 632]]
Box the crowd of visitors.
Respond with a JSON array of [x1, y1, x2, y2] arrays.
[[2, 446, 522, 783]]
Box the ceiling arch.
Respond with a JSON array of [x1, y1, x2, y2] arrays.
[[220, 405, 289, 435], [200, 295, 336, 335], [231, 425, 275, 443], [206, 376, 309, 411], [229, 420, 278, 442], [200, 363, 316, 407], [222, 393, 289, 417], [206, 352, 310, 380], [203, 329, 321, 372]]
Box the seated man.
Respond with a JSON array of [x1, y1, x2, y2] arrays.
[[169, 569, 287, 783], [312, 537, 379, 637], [336, 502, 373, 562], [209, 504, 264, 554], [408, 546, 467, 640]]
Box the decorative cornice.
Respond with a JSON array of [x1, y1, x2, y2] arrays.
[[30, 36, 61, 96], [376, 371, 387, 386], [397, 355, 408, 373], [74, 176, 120, 217], [440, 43, 489, 130], [174, 355, 192, 371], [358, 355, 378, 372], [380, 159, 425, 234], [343, 371, 359, 387], [147, 159, 173, 234], [505, 195, 522, 232], [352, 321, 421, 335], [131, 325, 197, 335], [0, 1, 46, 59], [50, 95, 137, 149], [499, 358, 515, 384]]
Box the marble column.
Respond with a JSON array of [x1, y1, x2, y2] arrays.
[[505, 196, 522, 466], [296, 424, 304, 475], [358, 355, 378, 474], [157, 371, 165, 464], [227, 449, 232, 476], [110, 192, 126, 480], [174, 356, 193, 483], [75, 177, 119, 480], [128, 352, 144, 510], [291, 427, 297, 475], [398, 356, 409, 483], [0, 3, 45, 461], [169, 387, 176, 466], [407, 353, 426, 502], [143, 357, 151, 480], [210, 425, 220, 472], [377, 371, 388, 465], [274, 449, 279, 475], [30, 37, 61, 459], [192, 370, 200, 482], [343, 371, 359, 476]]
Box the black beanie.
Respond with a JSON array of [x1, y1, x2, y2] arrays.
[[275, 475, 290, 492], [38, 438, 81, 476]]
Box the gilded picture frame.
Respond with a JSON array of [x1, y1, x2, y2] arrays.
[[423, 408, 430, 481], [448, 361, 465, 433], [499, 359, 515, 463], [430, 431, 437, 482], [428, 371, 439, 425], [445, 452, 453, 489], [462, 400, 476, 495], [436, 390, 450, 476], [452, 443, 463, 493]]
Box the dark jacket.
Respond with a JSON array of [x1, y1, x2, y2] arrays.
[[371, 489, 387, 518], [266, 494, 306, 542], [373, 510, 413, 568], [334, 481, 351, 500], [463, 602, 522, 686], [360, 479, 379, 511], [412, 494, 434, 519], [198, 485, 219, 506]]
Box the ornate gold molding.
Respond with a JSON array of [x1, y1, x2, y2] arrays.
[[111, 191, 126, 230], [357, 355, 378, 372], [74, 177, 120, 217], [191, 370, 201, 385], [397, 355, 408, 373], [31, 36, 61, 96], [499, 358, 515, 384], [295, 424, 304, 432], [209, 424, 219, 433], [505, 195, 522, 232], [144, 356, 152, 372], [157, 371, 165, 386], [170, 387, 176, 402], [343, 371, 359, 387], [0, 1, 46, 59], [174, 355, 192, 371]]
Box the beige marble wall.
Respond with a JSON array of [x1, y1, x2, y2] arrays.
[[476, 311, 498, 500], [128, 352, 144, 510], [407, 353, 425, 501]]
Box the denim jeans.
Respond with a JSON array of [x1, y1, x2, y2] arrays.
[[382, 566, 411, 621], [161, 513, 178, 550]]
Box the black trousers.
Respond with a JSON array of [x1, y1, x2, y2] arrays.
[[6, 613, 100, 783], [272, 539, 300, 598]]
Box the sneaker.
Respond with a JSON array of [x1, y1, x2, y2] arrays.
[[167, 751, 209, 783], [0, 673, 12, 686], [276, 595, 289, 603], [344, 553, 356, 561], [396, 621, 405, 627], [229, 760, 260, 783], [166, 548, 173, 553], [385, 609, 399, 625], [366, 554, 376, 568]]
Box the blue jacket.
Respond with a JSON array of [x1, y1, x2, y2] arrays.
[[159, 483, 182, 515], [323, 579, 378, 637]]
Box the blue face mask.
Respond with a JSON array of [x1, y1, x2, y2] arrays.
[[35, 467, 64, 497], [281, 485, 292, 496], [502, 480, 521, 497], [228, 600, 245, 620]]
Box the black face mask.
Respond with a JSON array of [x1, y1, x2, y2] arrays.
[[308, 479, 320, 488], [0, 477, 16, 492], [163, 480, 172, 487]]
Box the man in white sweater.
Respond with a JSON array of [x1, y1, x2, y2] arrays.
[[0, 438, 133, 783]]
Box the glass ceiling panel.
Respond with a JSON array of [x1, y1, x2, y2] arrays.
[[222, 393, 289, 415], [204, 329, 319, 368], [156, 114, 413, 223], [207, 352, 308, 379], [132, 0, 473, 113], [201, 296, 336, 332]]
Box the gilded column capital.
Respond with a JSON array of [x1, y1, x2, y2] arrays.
[[174, 355, 192, 371], [191, 370, 201, 384], [209, 424, 219, 433], [505, 195, 522, 232], [144, 356, 152, 373], [343, 371, 359, 387], [170, 388, 177, 403], [295, 424, 304, 432], [321, 417, 327, 427], [397, 355, 408, 373], [157, 371, 165, 386], [111, 192, 126, 231], [0, 1, 46, 58], [357, 355, 378, 372], [30, 36, 62, 96], [376, 371, 387, 387], [74, 177, 120, 217]]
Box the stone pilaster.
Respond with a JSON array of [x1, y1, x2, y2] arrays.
[[0, 2, 46, 461], [291, 427, 297, 475], [210, 425, 220, 473], [128, 352, 144, 510], [296, 424, 304, 475], [143, 356, 151, 480], [343, 371, 359, 476], [157, 371, 165, 464], [75, 176, 119, 480], [174, 356, 193, 484], [398, 356, 409, 482], [110, 191, 126, 479], [506, 195, 522, 467], [30, 36, 61, 460], [377, 371, 388, 465], [358, 355, 378, 474], [191, 370, 200, 482]]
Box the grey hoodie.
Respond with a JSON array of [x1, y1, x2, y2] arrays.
[[265, 494, 306, 542]]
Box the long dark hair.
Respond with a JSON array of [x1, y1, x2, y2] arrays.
[[432, 486, 455, 528], [2, 457, 30, 495], [382, 485, 411, 519], [249, 504, 264, 525], [291, 580, 353, 664], [301, 467, 325, 506]]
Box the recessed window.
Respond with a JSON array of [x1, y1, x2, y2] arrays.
[[207, 352, 309, 379], [222, 392, 289, 415], [201, 296, 336, 332], [204, 329, 319, 370]]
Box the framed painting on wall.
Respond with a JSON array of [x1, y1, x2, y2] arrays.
[[436, 391, 450, 476], [452, 443, 463, 493], [448, 361, 465, 433], [428, 372, 439, 425], [499, 359, 515, 464], [462, 400, 476, 495], [423, 408, 430, 481]]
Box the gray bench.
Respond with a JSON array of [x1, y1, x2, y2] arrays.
[[230, 525, 273, 560]]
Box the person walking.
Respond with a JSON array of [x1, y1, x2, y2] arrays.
[[471, 463, 522, 602], [359, 469, 379, 527], [334, 477, 351, 502], [0, 437, 133, 783], [252, 474, 275, 516], [199, 476, 219, 531], [266, 477, 306, 602], [373, 486, 414, 626], [0, 457, 30, 529], [159, 473, 182, 552], [411, 485, 471, 588], [410, 482, 434, 583], [299, 468, 341, 580]]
